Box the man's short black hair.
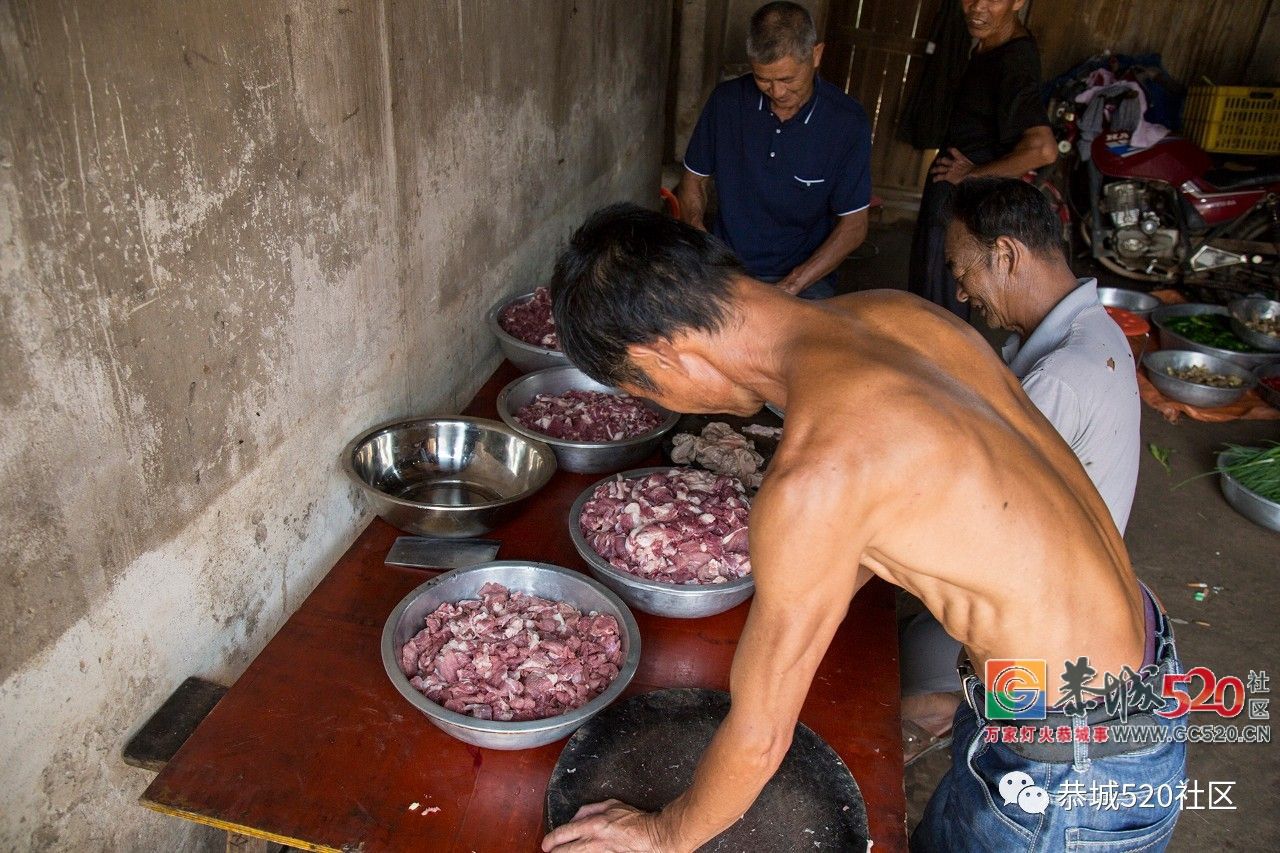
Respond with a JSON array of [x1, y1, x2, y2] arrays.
[[550, 203, 745, 390], [747, 2, 817, 65], [946, 177, 1065, 262]]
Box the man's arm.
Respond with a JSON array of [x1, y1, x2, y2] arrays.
[[542, 464, 870, 852], [776, 209, 869, 295], [930, 126, 1057, 184], [677, 169, 711, 231]]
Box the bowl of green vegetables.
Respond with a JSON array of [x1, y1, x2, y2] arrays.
[[1217, 444, 1280, 533], [1151, 304, 1280, 370]]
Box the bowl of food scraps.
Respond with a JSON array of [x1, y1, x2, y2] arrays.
[[1228, 297, 1280, 353], [1142, 349, 1257, 408]]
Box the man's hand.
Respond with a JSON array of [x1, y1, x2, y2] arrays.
[[775, 270, 809, 295], [541, 800, 670, 853], [929, 147, 975, 184]]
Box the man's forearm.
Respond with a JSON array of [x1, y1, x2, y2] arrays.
[[781, 210, 868, 292], [971, 128, 1057, 179], [677, 172, 709, 230], [655, 712, 788, 851]]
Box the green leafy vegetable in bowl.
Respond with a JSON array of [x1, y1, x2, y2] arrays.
[[1164, 314, 1257, 352], [1216, 443, 1280, 502]]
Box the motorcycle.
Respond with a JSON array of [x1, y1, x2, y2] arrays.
[[1049, 92, 1280, 299]]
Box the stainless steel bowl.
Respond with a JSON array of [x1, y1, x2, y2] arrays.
[[1150, 303, 1280, 370], [568, 467, 755, 619], [486, 291, 570, 374], [1229, 297, 1280, 353], [343, 417, 557, 538], [1217, 450, 1280, 533], [382, 561, 641, 749], [497, 366, 679, 474], [1097, 287, 1160, 316], [1255, 362, 1280, 410], [1142, 350, 1257, 408]]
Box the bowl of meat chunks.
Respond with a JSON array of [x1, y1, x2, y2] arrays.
[[487, 287, 571, 373], [570, 467, 756, 618], [497, 365, 679, 473], [383, 561, 641, 749]]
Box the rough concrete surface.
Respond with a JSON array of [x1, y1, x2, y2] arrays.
[[0, 1, 668, 850]]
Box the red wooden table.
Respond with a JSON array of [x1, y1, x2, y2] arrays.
[[142, 363, 907, 852]]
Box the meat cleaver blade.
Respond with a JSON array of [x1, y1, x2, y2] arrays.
[[384, 536, 500, 570]]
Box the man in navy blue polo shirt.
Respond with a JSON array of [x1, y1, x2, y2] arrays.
[[677, 1, 872, 300]]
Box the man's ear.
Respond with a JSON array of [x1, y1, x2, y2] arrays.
[[994, 235, 1022, 278], [812, 43, 825, 68], [629, 340, 683, 380]]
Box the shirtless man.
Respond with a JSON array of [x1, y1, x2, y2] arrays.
[[541, 204, 1186, 852]]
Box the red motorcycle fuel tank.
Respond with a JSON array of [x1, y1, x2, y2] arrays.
[[1090, 136, 1211, 184], [1091, 136, 1269, 227]]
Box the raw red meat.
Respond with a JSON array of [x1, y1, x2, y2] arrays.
[[498, 287, 559, 349], [398, 583, 624, 722], [579, 468, 752, 585], [516, 389, 663, 442]]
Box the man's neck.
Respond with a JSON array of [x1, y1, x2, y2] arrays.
[[1013, 266, 1080, 339], [704, 280, 817, 405]]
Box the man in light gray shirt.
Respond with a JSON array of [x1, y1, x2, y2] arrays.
[[901, 177, 1141, 758]]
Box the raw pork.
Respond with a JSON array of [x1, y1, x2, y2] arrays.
[[398, 583, 623, 722], [579, 468, 751, 585], [670, 422, 766, 489], [498, 287, 559, 349], [516, 390, 663, 442]]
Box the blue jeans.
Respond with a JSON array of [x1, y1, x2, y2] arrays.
[[911, 618, 1187, 851]]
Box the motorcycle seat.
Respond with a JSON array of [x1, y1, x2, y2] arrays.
[[1205, 165, 1280, 191]]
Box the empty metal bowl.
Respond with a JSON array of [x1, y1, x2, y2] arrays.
[[343, 417, 556, 538], [1150, 303, 1280, 370], [1255, 362, 1280, 410], [497, 366, 679, 474], [1229, 297, 1280, 353], [1217, 450, 1280, 533], [486, 291, 570, 374], [1098, 287, 1160, 316], [1143, 350, 1256, 408], [568, 467, 755, 619], [382, 561, 641, 749]]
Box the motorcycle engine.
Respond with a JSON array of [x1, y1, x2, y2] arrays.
[[1103, 181, 1179, 261]]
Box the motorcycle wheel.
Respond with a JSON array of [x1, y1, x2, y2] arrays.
[[1078, 221, 1178, 284]]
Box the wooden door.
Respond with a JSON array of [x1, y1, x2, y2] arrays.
[[821, 0, 944, 212]]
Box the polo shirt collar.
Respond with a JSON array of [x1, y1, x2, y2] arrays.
[[1003, 278, 1100, 377], [758, 83, 820, 125]]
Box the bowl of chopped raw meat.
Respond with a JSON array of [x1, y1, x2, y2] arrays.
[[487, 287, 571, 373], [383, 561, 641, 750], [344, 417, 557, 538], [497, 366, 679, 473], [569, 467, 755, 618]]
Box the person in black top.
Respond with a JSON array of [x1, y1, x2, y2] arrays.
[[907, 0, 1057, 319]]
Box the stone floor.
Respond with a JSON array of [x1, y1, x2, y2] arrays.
[[841, 221, 1280, 852]]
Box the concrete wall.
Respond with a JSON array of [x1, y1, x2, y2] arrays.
[[0, 1, 669, 849]]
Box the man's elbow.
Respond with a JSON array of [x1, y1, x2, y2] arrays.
[[1034, 137, 1059, 169], [737, 726, 795, 775]]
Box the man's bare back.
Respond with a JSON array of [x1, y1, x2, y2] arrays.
[[768, 288, 1145, 699]]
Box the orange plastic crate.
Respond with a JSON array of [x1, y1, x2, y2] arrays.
[[1183, 85, 1280, 155]]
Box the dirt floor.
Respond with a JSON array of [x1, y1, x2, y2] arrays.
[[841, 220, 1279, 851]]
